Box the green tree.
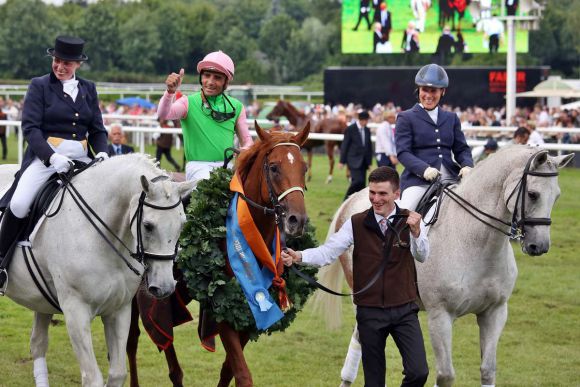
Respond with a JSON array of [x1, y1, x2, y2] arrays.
[[76, 0, 122, 72], [258, 14, 298, 83], [118, 10, 161, 74], [0, 0, 60, 79]]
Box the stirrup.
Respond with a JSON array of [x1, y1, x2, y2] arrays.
[[0, 269, 7, 296]]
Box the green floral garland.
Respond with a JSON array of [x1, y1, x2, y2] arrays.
[[178, 167, 319, 341]]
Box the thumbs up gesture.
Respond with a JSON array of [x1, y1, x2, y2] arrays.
[[165, 68, 184, 94]]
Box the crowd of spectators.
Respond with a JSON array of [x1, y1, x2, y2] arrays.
[[2, 95, 579, 152]]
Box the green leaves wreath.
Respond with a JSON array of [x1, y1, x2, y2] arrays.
[[178, 167, 319, 340]]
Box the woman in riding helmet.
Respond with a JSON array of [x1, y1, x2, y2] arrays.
[[157, 51, 253, 182], [395, 64, 473, 211]]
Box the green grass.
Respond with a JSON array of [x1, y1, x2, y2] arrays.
[[1, 139, 580, 386], [342, 0, 529, 54]]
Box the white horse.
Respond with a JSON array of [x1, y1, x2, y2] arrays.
[[313, 146, 574, 387], [0, 154, 195, 387]]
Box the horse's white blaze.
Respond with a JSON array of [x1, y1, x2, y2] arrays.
[[287, 151, 295, 164]]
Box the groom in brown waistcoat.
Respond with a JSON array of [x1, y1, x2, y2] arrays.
[[282, 166, 430, 387]]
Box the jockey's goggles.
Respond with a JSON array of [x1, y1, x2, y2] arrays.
[[201, 92, 236, 123]]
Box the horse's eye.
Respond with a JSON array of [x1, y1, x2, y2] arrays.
[[143, 222, 155, 232], [528, 191, 539, 201], [269, 164, 279, 174]]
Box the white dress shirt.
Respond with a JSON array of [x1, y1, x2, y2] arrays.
[[302, 207, 429, 266], [420, 104, 438, 124], [374, 121, 396, 155], [61, 76, 79, 102]]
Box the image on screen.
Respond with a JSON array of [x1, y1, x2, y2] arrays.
[[342, 0, 529, 54]]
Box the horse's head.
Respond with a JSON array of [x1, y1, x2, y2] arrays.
[[266, 100, 286, 121], [503, 150, 574, 256], [239, 121, 310, 238], [131, 175, 196, 298]]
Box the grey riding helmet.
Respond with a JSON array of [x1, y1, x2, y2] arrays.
[[415, 64, 449, 88]]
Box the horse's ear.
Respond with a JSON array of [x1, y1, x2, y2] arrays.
[[292, 121, 310, 147], [552, 153, 575, 169], [532, 150, 549, 170], [255, 120, 271, 142], [140, 175, 149, 193], [177, 179, 198, 201]]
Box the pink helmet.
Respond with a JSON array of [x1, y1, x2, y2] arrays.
[[196, 51, 235, 81]]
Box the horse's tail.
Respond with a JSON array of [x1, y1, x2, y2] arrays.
[[310, 199, 350, 330]]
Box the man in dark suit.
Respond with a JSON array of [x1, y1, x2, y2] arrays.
[[353, 0, 372, 31], [506, 0, 519, 16], [107, 123, 134, 157], [373, 1, 392, 40], [340, 110, 374, 200]]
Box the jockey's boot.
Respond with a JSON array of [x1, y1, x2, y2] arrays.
[[0, 208, 27, 294]]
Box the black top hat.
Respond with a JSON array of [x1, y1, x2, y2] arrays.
[[358, 110, 370, 120], [47, 36, 88, 61]]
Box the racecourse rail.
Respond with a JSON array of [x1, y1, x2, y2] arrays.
[[2, 116, 579, 165]]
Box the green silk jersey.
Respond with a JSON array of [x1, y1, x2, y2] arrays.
[[180, 92, 243, 162]]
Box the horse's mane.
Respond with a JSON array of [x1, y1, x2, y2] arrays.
[[81, 153, 167, 185], [236, 131, 298, 181], [456, 144, 544, 195], [280, 101, 304, 119]]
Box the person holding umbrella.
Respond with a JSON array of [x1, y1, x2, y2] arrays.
[[157, 51, 253, 182]]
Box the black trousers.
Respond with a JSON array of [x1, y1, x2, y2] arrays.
[[357, 303, 429, 387], [353, 11, 371, 30], [489, 34, 499, 53], [344, 166, 367, 200], [155, 146, 181, 171], [0, 134, 6, 160]]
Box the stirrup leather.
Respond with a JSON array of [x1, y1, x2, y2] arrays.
[[0, 268, 7, 296]]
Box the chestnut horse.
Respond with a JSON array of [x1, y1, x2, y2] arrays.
[[266, 100, 346, 183], [126, 122, 311, 387]]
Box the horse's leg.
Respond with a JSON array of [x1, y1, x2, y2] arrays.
[[218, 330, 251, 387], [428, 309, 456, 387], [164, 344, 184, 387], [476, 303, 508, 387], [62, 300, 104, 387], [340, 322, 362, 387], [217, 322, 252, 387], [101, 303, 132, 387], [326, 141, 335, 184], [30, 312, 52, 387], [307, 149, 313, 182], [126, 298, 141, 387]]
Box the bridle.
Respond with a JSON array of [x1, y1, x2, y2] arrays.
[[423, 150, 558, 241], [58, 172, 182, 276], [237, 142, 306, 229]]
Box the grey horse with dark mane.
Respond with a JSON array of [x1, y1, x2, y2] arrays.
[[314, 146, 574, 386]]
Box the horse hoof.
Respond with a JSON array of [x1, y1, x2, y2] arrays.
[[339, 381, 352, 387], [326, 176, 333, 184]]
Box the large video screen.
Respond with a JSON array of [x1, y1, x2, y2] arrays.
[[342, 0, 529, 54]]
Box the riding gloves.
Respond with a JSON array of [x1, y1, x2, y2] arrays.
[[423, 167, 440, 181], [459, 166, 473, 178], [49, 153, 73, 174], [95, 152, 109, 160]]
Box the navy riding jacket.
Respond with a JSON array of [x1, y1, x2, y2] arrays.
[[0, 72, 108, 209], [395, 103, 473, 192]]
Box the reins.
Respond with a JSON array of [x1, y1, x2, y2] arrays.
[[421, 150, 558, 240], [52, 160, 181, 276]]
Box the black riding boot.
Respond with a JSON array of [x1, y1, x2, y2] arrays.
[[0, 208, 27, 293]]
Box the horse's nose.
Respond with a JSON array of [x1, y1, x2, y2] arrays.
[[285, 213, 306, 237], [525, 242, 549, 256], [148, 285, 174, 299]]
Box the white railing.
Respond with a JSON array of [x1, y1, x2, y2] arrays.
[[3, 119, 580, 165]]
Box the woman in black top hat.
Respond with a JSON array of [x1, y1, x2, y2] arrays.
[[0, 36, 109, 290]]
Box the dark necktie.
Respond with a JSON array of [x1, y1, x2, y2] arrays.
[[379, 218, 388, 234]]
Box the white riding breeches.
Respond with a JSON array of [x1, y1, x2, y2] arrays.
[[10, 140, 90, 218], [398, 164, 455, 212], [185, 160, 232, 183]]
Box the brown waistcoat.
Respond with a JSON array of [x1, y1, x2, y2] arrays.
[[351, 208, 418, 308]]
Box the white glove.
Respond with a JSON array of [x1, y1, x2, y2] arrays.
[[459, 166, 472, 178], [50, 153, 73, 174], [95, 151, 109, 160], [423, 167, 440, 181]]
